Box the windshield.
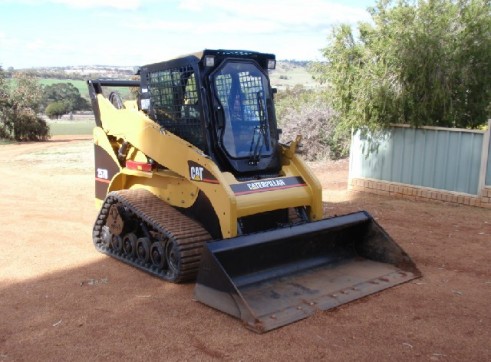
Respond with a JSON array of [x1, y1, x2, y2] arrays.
[[212, 61, 273, 162]]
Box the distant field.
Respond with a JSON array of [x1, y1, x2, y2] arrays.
[[38, 78, 132, 100], [9, 78, 91, 98], [38, 78, 88, 97], [48, 119, 94, 136], [270, 63, 320, 90], [0, 120, 94, 142], [40, 68, 318, 98], [12, 61, 319, 103]]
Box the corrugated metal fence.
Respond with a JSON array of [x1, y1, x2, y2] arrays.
[[350, 121, 491, 196]]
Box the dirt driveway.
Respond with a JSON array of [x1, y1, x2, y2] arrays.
[[1, 136, 490, 361]]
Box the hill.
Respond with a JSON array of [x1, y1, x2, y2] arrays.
[[11, 60, 321, 96], [4, 61, 324, 117]]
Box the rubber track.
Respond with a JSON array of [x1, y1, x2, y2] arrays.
[[93, 189, 212, 283]]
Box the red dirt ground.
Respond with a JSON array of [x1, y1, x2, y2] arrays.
[[1, 136, 490, 361]]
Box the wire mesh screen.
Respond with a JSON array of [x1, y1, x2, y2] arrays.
[[214, 74, 232, 107], [239, 72, 263, 121], [213, 64, 273, 159], [214, 71, 263, 122], [147, 65, 205, 150]]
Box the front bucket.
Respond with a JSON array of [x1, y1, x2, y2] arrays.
[[194, 211, 421, 333]]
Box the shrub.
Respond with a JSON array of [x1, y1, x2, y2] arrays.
[[0, 71, 50, 141], [45, 101, 69, 119], [278, 94, 348, 161], [311, 0, 491, 130]]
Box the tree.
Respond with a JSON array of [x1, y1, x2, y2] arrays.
[[311, 0, 491, 131], [45, 101, 70, 119], [42, 82, 90, 115], [0, 67, 9, 139], [0, 70, 49, 141]]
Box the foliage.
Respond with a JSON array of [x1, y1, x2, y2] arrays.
[[0, 67, 9, 139], [276, 86, 349, 160], [42, 82, 90, 114], [275, 84, 314, 120], [38, 78, 89, 97], [0, 70, 49, 141], [311, 0, 491, 130], [45, 101, 70, 119]]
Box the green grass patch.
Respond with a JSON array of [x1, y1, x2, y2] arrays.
[[48, 120, 94, 135]]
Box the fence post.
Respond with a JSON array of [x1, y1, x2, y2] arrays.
[[348, 127, 355, 184], [478, 119, 491, 194]]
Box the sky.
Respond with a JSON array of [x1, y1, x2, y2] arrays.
[[0, 0, 374, 69]]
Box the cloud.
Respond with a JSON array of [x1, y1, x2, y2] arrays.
[[124, 0, 372, 62], [179, 0, 370, 27], [132, 0, 370, 37], [0, 31, 17, 48], [26, 39, 45, 50], [52, 0, 142, 10], [130, 18, 282, 35], [0, 0, 143, 10], [0, 0, 373, 67]]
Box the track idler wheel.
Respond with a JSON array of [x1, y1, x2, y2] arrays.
[[111, 235, 123, 253], [150, 241, 167, 269], [136, 237, 151, 263], [123, 233, 137, 257]]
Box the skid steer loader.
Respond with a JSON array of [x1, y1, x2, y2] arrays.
[[88, 49, 421, 333]]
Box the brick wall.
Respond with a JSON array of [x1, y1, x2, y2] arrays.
[[349, 178, 491, 208]]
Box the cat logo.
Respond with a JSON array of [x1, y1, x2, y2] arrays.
[[188, 161, 219, 184], [190, 166, 204, 181]]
